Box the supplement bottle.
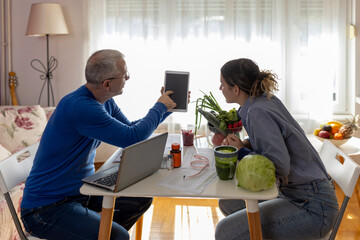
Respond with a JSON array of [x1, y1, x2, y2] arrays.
[[170, 143, 181, 168], [167, 154, 174, 170]]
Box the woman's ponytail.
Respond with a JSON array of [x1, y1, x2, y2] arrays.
[[249, 70, 279, 99]]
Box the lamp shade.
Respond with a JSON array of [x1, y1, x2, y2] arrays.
[[26, 3, 69, 36]]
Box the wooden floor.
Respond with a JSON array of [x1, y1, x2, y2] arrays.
[[129, 179, 360, 240]]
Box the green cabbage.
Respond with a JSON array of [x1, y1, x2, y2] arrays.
[[236, 154, 276, 191]]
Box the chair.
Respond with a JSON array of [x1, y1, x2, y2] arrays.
[[0, 142, 43, 240], [318, 140, 360, 240]]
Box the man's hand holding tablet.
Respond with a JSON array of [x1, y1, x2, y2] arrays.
[[164, 70, 190, 112]]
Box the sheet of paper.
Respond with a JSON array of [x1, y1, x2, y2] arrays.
[[157, 168, 217, 195]]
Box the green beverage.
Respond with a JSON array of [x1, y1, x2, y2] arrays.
[[214, 146, 238, 180]]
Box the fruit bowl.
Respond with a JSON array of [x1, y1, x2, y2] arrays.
[[314, 135, 350, 147]]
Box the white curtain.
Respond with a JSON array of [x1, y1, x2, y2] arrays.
[[87, 0, 347, 133]]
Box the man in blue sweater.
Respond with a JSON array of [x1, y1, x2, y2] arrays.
[[21, 49, 177, 240]]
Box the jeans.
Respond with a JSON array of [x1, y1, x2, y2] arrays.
[[21, 195, 152, 240], [215, 179, 339, 240]]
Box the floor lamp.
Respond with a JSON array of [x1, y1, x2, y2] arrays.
[[26, 3, 69, 107]]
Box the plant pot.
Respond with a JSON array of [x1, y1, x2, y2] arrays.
[[211, 133, 226, 146], [206, 122, 245, 147], [207, 123, 226, 146]]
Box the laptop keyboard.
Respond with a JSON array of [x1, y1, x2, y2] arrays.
[[94, 172, 117, 187]]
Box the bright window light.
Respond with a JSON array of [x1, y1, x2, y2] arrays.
[[88, 0, 349, 132], [175, 205, 216, 240]]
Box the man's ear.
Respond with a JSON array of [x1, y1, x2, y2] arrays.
[[102, 79, 111, 91]]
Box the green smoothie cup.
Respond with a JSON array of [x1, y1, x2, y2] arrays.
[[214, 145, 239, 180]]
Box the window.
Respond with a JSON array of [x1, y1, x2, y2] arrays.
[[88, 0, 349, 133]]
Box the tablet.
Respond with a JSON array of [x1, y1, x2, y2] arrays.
[[164, 70, 190, 112]]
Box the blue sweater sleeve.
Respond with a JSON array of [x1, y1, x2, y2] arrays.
[[74, 98, 169, 148], [110, 99, 171, 126]]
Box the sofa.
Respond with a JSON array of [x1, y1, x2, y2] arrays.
[[0, 105, 55, 240]]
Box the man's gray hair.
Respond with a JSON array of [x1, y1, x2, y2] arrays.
[[85, 49, 125, 85]]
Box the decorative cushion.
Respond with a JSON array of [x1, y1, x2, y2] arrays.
[[43, 106, 56, 121], [0, 144, 11, 161], [0, 105, 47, 153]]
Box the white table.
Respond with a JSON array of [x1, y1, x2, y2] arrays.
[[307, 134, 360, 163], [80, 137, 279, 240]]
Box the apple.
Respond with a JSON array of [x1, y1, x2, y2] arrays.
[[319, 130, 330, 138]]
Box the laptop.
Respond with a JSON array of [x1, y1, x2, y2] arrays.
[[82, 132, 168, 192]]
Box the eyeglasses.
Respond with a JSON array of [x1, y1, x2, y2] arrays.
[[106, 72, 130, 81]]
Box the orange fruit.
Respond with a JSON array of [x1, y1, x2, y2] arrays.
[[330, 124, 340, 134], [334, 132, 344, 140]]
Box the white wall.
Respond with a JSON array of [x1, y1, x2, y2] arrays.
[[7, 0, 87, 106]]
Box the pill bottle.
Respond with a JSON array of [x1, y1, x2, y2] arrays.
[[170, 143, 181, 168], [167, 154, 174, 170]]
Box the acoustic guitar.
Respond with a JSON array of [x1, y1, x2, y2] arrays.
[[8, 72, 18, 106]]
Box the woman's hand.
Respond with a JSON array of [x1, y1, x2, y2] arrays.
[[222, 133, 244, 150], [243, 139, 252, 150]]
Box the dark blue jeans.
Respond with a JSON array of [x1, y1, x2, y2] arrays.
[[21, 195, 152, 240], [216, 179, 339, 240]]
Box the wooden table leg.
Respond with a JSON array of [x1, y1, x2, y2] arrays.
[[98, 196, 116, 240], [245, 199, 263, 240], [135, 215, 144, 240]]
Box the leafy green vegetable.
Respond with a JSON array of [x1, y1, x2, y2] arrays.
[[197, 108, 228, 136], [195, 91, 239, 135], [236, 154, 276, 191]]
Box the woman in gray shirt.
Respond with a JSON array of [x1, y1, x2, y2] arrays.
[[215, 58, 339, 240]]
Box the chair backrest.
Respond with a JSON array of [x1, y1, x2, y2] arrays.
[[320, 140, 360, 197], [0, 142, 40, 240], [319, 140, 360, 240], [0, 142, 39, 194]]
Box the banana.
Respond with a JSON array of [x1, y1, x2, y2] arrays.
[[326, 120, 343, 127], [320, 120, 343, 129]]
